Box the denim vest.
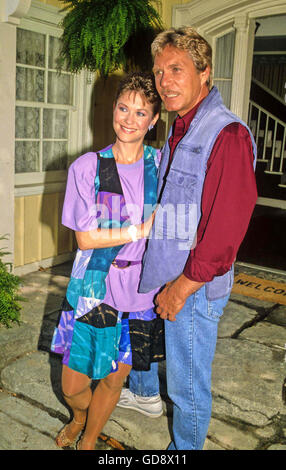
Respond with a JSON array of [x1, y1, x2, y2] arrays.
[[139, 87, 257, 300]]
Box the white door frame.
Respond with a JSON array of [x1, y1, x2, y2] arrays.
[[172, 0, 286, 122]]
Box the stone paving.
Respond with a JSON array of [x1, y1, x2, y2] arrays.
[[0, 261, 285, 451]]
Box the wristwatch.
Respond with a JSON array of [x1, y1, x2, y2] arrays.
[[127, 224, 138, 242]]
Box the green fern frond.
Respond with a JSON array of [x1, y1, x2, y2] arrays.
[[58, 0, 164, 76]]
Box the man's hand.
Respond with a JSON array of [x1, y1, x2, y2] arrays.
[[155, 274, 204, 321]]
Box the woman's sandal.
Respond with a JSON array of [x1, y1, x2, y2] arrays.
[[55, 418, 85, 448], [76, 434, 125, 450]]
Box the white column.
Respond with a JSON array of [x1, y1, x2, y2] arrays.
[[0, 22, 17, 265], [0, 0, 31, 267], [231, 14, 256, 122]]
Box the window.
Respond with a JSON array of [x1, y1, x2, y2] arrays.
[[15, 28, 74, 175], [213, 30, 236, 109]]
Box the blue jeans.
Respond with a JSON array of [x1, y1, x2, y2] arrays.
[[129, 285, 229, 450], [129, 362, 159, 397], [165, 285, 229, 450]]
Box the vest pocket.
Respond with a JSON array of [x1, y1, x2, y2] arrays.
[[205, 266, 234, 301], [155, 168, 198, 242], [164, 168, 197, 198]]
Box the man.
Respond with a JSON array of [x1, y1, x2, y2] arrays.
[[118, 27, 257, 450]]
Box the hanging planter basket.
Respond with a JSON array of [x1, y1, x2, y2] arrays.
[[58, 0, 163, 76]]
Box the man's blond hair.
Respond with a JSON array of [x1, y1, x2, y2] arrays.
[[151, 26, 213, 89]]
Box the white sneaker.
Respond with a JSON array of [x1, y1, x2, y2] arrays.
[[117, 388, 163, 418]]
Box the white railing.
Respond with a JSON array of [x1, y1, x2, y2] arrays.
[[248, 100, 286, 175]]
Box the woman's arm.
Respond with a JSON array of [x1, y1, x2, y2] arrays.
[[75, 212, 156, 250]]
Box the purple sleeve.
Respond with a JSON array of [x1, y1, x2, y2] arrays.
[[62, 153, 99, 232]]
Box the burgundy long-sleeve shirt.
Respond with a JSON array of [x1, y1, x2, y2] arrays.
[[167, 101, 257, 283]]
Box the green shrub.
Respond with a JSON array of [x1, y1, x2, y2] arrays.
[[0, 235, 22, 328]]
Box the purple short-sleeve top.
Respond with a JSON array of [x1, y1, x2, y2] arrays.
[[62, 148, 160, 311]]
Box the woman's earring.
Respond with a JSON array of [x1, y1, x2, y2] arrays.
[[148, 124, 154, 131]]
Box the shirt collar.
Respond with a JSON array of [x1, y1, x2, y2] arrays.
[[173, 99, 204, 136]]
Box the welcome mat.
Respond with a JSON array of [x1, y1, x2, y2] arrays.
[[232, 273, 286, 305]]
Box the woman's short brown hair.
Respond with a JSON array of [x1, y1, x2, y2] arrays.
[[151, 27, 213, 89], [115, 72, 161, 116]]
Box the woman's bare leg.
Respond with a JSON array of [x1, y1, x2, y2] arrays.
[[56, 365, 92, 445], [79, 363, 132, 450]]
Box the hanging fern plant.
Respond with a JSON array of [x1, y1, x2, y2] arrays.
[[58, 0, 163, 76]]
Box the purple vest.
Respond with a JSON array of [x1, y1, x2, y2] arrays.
[[139, 87, 256, 300]]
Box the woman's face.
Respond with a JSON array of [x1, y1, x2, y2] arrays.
[[113, 91, 158, 145]]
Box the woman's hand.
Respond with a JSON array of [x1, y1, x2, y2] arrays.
[[138, 208, 157, 239]]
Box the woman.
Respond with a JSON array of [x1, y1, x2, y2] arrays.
[[51, 72, 164, 450]]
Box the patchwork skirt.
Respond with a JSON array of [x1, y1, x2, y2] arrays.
[[51, 297, 165, 380]]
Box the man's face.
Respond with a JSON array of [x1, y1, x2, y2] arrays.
[[153, 45, 210, 117]]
